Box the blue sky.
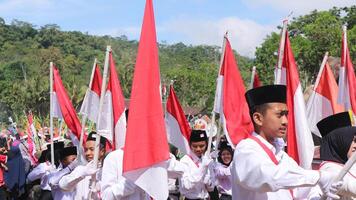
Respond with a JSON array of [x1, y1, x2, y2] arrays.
[[0, 0, 353, 57]]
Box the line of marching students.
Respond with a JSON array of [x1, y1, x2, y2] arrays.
[[0, 84, 355, 200]]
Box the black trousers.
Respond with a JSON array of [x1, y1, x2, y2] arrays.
[[0, 186, 7, 200], [39, 190, 53, 200], [220, 194, 232, 200]]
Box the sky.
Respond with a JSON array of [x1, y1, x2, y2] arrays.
[[0, 0, 354, 58]]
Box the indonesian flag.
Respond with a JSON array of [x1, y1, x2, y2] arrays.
[[275, 31, 314, 169], [253, 70, 262, 88], [213, 36, 254, 147], [123, 0, 169, 199], [306, 55, 344, 137], [337, 27, 356, 114], [52, 66, 82, 140], [26, 112, 38, 164], [79, 63, 102, 123], [97, 51, 126, 149], [165, 85, 191, 155]]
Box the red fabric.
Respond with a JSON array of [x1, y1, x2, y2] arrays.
[[91, 64, 102, 96], [315, 62, 344, 113], [123, 0, 169, 172], [0, 155, 6, 187], [253, 72, 262, 88], [166, 85, 191, 141], [342, 34, 356, 113], [107, 52, 126, 149], [53, 66, 82, 139], [220, 38, 253, 145]]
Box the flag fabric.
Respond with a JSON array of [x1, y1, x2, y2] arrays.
[[253, 70, 262, 88], [337, 29, 356, 114], [26, 112, 38, 165], [213, 37, 254, 147], [165, 85, 191, 155], [97, 51, 126, 149], [123, 0, 169, 199], [275, 31, 314, 169], [306, 58, 344, 137], [79, 63, 102, 123], [52, 66, 82, 140]]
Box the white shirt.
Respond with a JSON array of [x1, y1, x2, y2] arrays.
[[231, 132, 320, 200], [214, 162, 232, 195], [47, 165, 75, 200], [101, 149, 150, 200], [59, 164, 102, 200], [27, 162, 54, 190], [308, 161, 356, 200], [179, 153, 214, 199]]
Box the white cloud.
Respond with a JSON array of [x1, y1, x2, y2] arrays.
[[241, 0, 355, 16], [160, 17, 277, 58]]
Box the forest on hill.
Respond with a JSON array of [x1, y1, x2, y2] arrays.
[[0, 6, 355, 126]]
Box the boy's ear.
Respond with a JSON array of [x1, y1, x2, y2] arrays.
[[252, 112, 263, 127]]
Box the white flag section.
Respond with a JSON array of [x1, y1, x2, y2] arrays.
[[52, 92, 63, 119], [79, 63, 102, 123], [165, 85, 191, 155], [97, 51, 126, 149], [306, 54, 344, 137]]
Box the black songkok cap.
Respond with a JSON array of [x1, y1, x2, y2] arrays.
[[60, 146, 77, 160], [317, 111, 353, 137], [46, 141, 65, 151], [87, 131, 107, 146], [245, 85, 287, 110], [189, 130, 208, 143]]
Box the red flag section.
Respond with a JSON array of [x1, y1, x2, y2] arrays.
[[53, 66, 82, 139], [213, 37, 253, 147], [337, 29, 356, 114], [123, 0, 169, 199], [165, 85, 191, 155], [278, 31, 314, 169], [253, 71, 262, 88]]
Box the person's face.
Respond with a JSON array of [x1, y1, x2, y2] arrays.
[[347, 136, 356, 159], [85, 141, 95, 162], [221, 149, 232, 165], [254, 103, 288, 141], [0, 147, 7, 155], [190, 141, 207, 158], [62, 155, 77, 167]]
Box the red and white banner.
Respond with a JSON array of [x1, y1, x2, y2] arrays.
[[52, 66, 82, 140], [97, 51, 126, 149], [275, 30, 314, 169], [80, 63, 102, 123], [26, 112, 38, 165], [306, 56, 344, 137], [165, 85, 191, 155], [123, 0, 169, 199], [337, 27, 356, 114], [213, 36, 254, 147]]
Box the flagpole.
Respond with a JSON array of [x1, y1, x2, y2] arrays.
[[207, 32, 227, 155], [275, 20, 288, 84], [249, 66, 257, 89], [342, 25, 347, 69], [79, 58, 98, 158], [312, 52, 329, 91], [89, 46, 110, 199], [49, 62, 55, 166]]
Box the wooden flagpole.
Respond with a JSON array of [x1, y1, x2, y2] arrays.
[[275, 20, 288, 84], [49, 62, 55, 166]]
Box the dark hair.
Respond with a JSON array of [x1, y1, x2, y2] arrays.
[[249, 103, 270, 119], [218, 147, 234, 166]]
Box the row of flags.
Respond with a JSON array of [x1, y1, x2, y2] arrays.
[[20, 0, 353, 198]]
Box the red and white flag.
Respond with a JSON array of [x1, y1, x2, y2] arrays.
[[26, 112, 38, 164], [97, 51, 126, 149], [213, 36, 254, 147], [52, 66, 82, 140], [250, 66, 262, 89], [123, 0, 169, 199], [165, 85, 191, 155], [79, 63, 102, 123], [275, 30, 314, 169], [337, 27, 356, 114], [306, 54, 344, 137]]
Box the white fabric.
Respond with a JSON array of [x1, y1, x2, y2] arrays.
[[165, 112, 190, 155], [179, 153, 214, 199], [308, 162, 356, 200], [52, 92, 63, 119], [213, 75, 223, 113], [114, 111, 127, 149], [231, 132, 320, 200], [47, 166, 74, 200], [80, 89, 100, 123], [27, 162, 54, 190], [59, 165, 102, 200], [101, 149, 150, 200], [338, 67, 352, 110], [214, 162, 232, 195], [306, 91, 334, 137]]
